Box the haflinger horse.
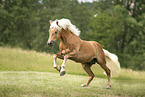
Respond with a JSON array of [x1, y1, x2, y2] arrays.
[[47, 18, 120, 89]]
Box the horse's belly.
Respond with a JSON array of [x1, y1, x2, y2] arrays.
[[69, 54, 95, 63]]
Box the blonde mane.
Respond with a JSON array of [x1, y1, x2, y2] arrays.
[[50, 18, 80, 36]]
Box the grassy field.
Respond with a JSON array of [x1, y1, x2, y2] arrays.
[[0, 47, 145, 97]]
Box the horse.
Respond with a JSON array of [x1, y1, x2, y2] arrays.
[[47, 18, 120, 89]]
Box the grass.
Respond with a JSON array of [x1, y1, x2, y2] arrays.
[[0, 71, 145, 97], [0, 47, 145, 97], [0, 46, 106, 77]]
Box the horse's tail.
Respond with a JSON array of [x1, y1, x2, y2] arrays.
[[103, 49, 120, 77]]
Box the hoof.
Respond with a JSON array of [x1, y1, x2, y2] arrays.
[[81, 84, 88, 87], [106, 85, 111, 89], [60, 71, 66, 76]]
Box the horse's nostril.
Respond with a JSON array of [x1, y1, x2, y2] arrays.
[[47, 42, 53, 47], [47, 40, 54, 47]]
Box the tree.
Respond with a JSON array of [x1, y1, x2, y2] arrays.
[[0, 0, 40, 49], [89, 0, 145, 70]]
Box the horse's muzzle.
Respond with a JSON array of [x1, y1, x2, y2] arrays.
[[47, 40, 55, 47]]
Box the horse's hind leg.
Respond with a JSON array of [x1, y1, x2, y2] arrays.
[[98, 58, 111, 89], [101, 64, 111, 89], [81, 63, 95, 87]]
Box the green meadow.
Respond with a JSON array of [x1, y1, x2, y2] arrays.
[[0, 47, 145, 97]]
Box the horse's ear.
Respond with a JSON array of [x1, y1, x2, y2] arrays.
[[56, 20, 60, 27], [49, 20, 52, 24]]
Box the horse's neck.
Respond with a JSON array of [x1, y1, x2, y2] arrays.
[[60, 29, 80, 49]]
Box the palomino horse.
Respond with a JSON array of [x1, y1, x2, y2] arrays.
[[47, 19, 120, 89]]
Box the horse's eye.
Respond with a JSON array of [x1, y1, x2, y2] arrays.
[[55, 31, 57, 34]]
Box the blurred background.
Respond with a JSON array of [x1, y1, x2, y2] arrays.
[[0, 0, 145, 70]]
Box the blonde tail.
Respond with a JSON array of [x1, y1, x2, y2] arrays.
[[103, 49, 120, 77]]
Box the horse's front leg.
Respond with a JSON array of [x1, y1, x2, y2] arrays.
[[53, 52, 64, 72], [60, 50, 76, 76]]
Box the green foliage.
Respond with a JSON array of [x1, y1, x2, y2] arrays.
[[0, 0, 90, 53], [89, 1, 145, 70], [0, 0, 40, 49], [0, 0, 144, 70]]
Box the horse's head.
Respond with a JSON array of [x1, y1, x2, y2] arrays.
[[47, 18, 81, 47], [47, 20, 61, 47]]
